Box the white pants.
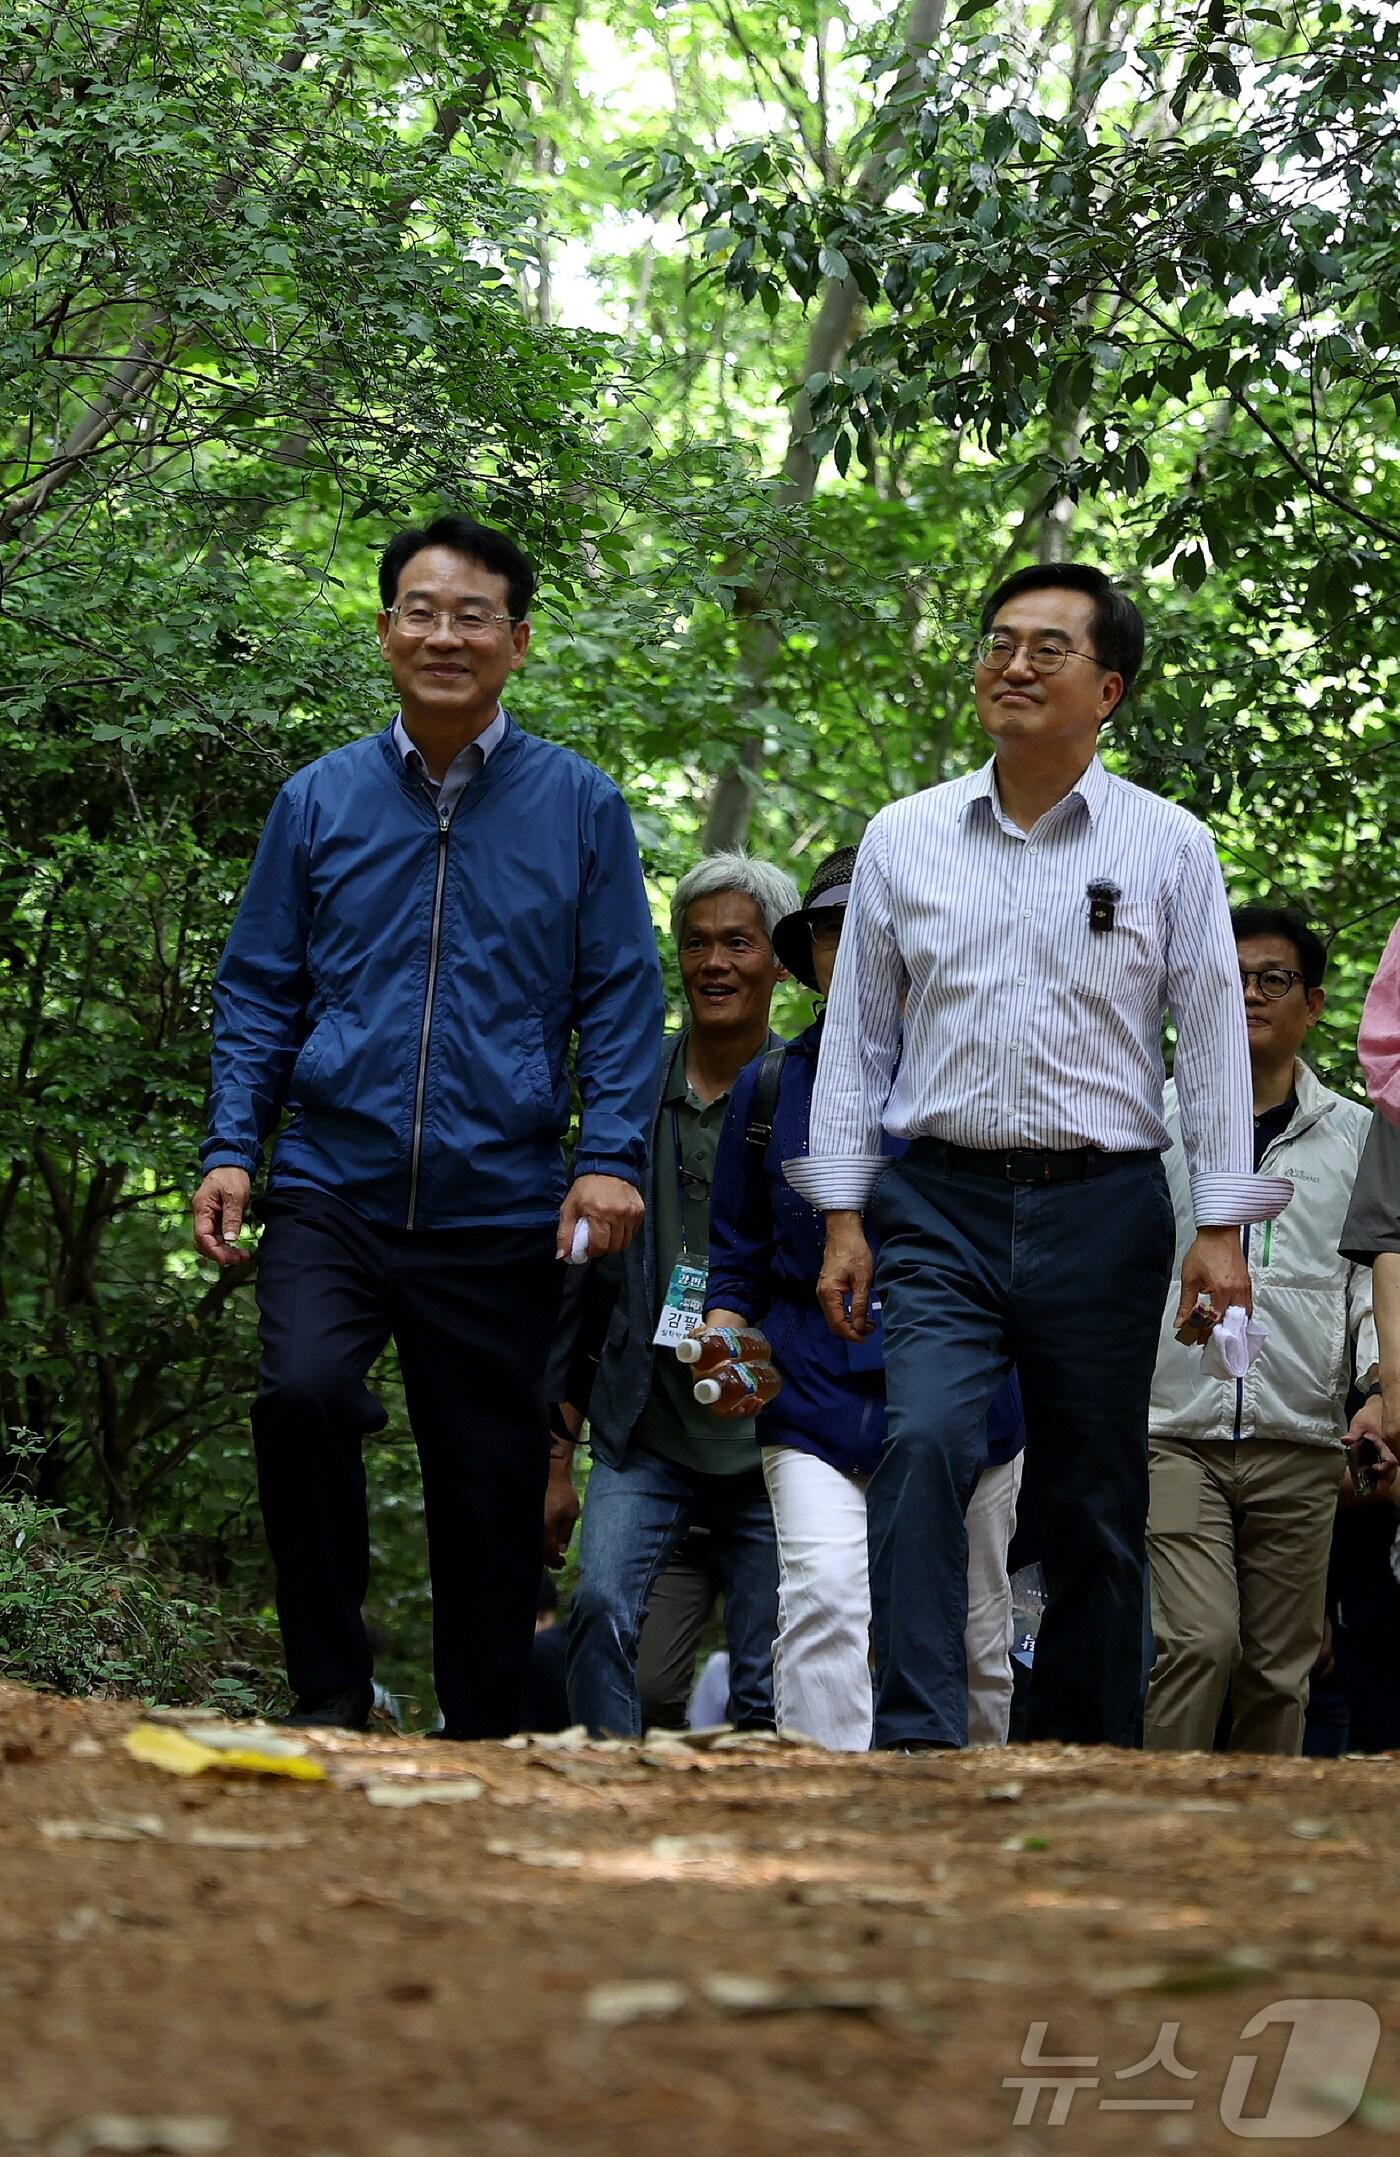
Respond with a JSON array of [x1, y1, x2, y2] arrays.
[[964, 1451, 1024, 1747], [761, 1445, 1023, 1751]]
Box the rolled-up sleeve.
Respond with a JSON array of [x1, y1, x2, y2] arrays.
[[1165, 825, 1291, 1226], [784, 815, 905, 1211]]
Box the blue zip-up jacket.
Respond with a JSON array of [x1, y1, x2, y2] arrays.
[[202, 714, 664, 1229], [707, 1018, 1025, 1477]]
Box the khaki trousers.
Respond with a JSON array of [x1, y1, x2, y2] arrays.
[[1145, 1435, 1344, 1755]]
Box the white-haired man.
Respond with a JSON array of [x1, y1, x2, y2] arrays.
[[555, 851, 800, 1736]]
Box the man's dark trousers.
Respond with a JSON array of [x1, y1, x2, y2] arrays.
[[253, 1191, 561, 1737], [866, 1147, 1175, 1748]]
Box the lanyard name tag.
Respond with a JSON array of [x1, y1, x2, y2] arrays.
[[654, 1259, 709, 1349]]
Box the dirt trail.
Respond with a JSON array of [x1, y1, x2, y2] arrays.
[[1, 1680, 1396, 2155]]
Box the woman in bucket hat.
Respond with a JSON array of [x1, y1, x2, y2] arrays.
[[702, 846, 1025, 1749]]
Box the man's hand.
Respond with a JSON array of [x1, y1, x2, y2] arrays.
[[556, 1173, 644, 1262], [543, 1401, 583, 1568], [1340, 1391, 1400, 1506], [817, 1210, 875, 1343], [693, 1307, 774, 1415], [192, 1167, 254, 1266], [1174, 1225, 1251, 1337]]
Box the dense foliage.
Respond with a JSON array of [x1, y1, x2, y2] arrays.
[[1, 0, 1394, 1710]]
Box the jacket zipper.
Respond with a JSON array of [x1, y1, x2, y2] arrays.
[[1235, 1116, 1287, 1439], [1232, 1221, 1250, 1442], [407, 799, 452, 1229]]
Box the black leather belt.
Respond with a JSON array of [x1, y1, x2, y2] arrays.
[[908, 1138, 1159, 1186]]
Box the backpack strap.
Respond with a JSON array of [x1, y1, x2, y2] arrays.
[[744, 1045, 786, 1208]]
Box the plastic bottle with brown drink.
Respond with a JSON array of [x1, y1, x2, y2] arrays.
[[674, 1325, 771, 1376], [690, 1361, 782, 1416]]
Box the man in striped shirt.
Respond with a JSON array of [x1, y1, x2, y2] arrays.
[[786, 564, 1292, 1749]]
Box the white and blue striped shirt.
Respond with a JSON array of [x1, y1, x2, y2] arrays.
[[785, 754, 1292, 1228]]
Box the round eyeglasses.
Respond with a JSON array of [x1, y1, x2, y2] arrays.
[[389, 605, 514, 639], [974, 631, 1104, 676], [1240, 967, 1307, 1000]]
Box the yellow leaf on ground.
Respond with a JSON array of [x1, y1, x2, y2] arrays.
[[124, 1724, 327, 1781]]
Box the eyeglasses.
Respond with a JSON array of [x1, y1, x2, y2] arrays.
[[974, 631, 1104, 676], [1239, 967, 1307, 1000], [389, 605, 515, 639], [810, 917, 845, 947]]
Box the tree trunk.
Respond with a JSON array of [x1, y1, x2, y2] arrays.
[[701, 0, 949, 852]]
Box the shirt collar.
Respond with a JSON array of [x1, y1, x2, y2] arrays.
[[392, 707, 508, 775], [664, 1026, 784, 1106], [959, 751, 1108, 833]]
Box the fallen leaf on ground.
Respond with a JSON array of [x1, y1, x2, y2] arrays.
[[485, 1839, 584, 1869], [700, 1974, 909, 2017], [52, 2117, 230, 2154], [363, 1777, 485, 1807], [184, 1826, 311, 1850], [41, 1815, 166, 1844], [123, 1725, 326, 1781], [585, 1979, 688, 2026]]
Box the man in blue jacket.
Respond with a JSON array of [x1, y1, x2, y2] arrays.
[[191, 514, 663, 1737]]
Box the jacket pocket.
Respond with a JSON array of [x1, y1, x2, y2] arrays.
[[290, 1015, 338, 1106], [511, 1013, 556, 1121], [1148, 1445, 1204, 1536]]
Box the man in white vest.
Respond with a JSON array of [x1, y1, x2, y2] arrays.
[[1145, 904, 1377, 1753]]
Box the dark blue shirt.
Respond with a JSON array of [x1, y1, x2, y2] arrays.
[[707, 1017, 1024, 1477]]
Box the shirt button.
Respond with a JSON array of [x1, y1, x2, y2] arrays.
[[1023, 908, 1033, 918], [1016, 975, 1027, 986]]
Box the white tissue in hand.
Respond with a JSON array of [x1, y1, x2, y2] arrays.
[[565, 1219, 591, 1266], [1200, 1304, 1266, 1379]]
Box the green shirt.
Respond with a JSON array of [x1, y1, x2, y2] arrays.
[[634, 1032, 764, 1479]]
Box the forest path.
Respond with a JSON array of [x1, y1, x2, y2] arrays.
[[1, 1680, 1397, 2154]]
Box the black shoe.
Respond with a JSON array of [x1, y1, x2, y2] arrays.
[[887, 1739, 955, 1754], [281, 1690, 373, 1733]]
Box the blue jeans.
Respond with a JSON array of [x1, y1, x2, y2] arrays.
[[566, 1447, 779, 1737], [867, 1147, 1175, 1749]]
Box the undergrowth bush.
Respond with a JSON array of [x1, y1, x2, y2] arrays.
[[0, 1499, 281, 1711]]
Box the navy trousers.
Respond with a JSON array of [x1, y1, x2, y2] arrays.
[[252, 1190, 559, 1737], [867, 1147, 1175, 1748]]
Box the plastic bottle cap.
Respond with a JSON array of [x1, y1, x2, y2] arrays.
[[693, 1378, 722, 1405], [675, 1336, 704, 1364]]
